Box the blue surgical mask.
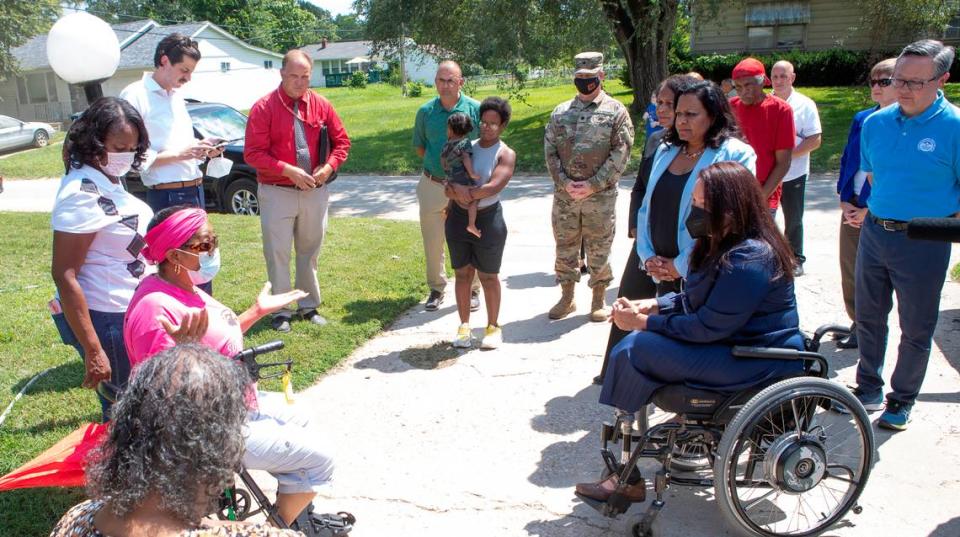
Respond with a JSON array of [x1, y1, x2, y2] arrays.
[[178, 248, 221, 285]]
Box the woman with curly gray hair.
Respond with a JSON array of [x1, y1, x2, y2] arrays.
[[49, 344, 304, 536]]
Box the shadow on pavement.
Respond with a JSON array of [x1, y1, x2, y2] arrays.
[[502, 311, 589, 344], [354, 341, 464, 373], [930, 516, 960, 536], [523, 502, 617, 536], [527, 384, 606, 489], [504, 271, 554, 290]]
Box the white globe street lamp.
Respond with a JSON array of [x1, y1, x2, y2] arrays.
[[46, 12, 120, 105]]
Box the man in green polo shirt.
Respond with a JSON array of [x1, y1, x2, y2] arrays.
[[413, 60, 481, 311]]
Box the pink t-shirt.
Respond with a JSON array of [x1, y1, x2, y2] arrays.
[[124, 274, 244, 369]]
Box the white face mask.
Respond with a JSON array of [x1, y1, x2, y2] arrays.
[[101, 152, 136, 177], [206, 156, 234, 178]]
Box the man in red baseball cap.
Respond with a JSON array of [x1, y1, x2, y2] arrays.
[[729, 58, 795, 214]]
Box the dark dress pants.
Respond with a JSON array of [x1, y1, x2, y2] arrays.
[[780, 175, 807, 265], [854, 216, 951, 405]]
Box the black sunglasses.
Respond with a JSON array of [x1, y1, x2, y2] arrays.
[[869, 78, 893, 88], [182, 235, 219, 253]]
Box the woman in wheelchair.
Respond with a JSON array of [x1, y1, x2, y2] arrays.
[[51, 345, 304, 536], [577, 161, 804, 502], [123, 206, 335, 528]]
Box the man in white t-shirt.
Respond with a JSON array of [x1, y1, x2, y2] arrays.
[[772, 60, 822, 276]]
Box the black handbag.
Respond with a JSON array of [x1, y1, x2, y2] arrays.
[[319, 124, 338, 185]]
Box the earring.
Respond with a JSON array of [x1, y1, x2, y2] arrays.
[[174, 263, 181, 275]]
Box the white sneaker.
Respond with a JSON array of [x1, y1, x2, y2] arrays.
[[480, 325, 502, 349], [452, 323, 473, 348]]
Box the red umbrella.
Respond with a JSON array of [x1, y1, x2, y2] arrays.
[[0, 423, 106, 490]]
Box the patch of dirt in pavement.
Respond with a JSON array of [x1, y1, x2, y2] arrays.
[[399, 342, 462, 369]]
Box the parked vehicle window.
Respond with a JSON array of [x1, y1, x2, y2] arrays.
[[189, 105, 247, 142]]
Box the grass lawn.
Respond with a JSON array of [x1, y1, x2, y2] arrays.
[[0, 212, 425, 537], [12, 81, 960, 179]]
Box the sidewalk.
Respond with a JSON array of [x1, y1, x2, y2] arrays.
[[312, 174, 959, 536]]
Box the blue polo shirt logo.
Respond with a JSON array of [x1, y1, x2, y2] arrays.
[[918, 138, 936, 152]]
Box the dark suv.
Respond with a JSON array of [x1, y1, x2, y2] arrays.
[[123, 101, 261, 215]]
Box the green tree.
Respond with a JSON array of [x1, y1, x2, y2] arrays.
[[333, 13, 366, 40], [0, 0, 61, 78], [855, 0, 956, 52]]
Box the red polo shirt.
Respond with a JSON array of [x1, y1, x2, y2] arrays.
[[244, 86, 351, 186], [729, 94, 795, 208]]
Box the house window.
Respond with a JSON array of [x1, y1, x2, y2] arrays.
[[264, 60, 273, 69], [16, 72, 58, 105], [745, 1, 810, 50], [220, 62, 231, 72]]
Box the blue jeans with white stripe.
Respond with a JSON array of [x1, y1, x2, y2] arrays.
[[854, 216, 951, 406]]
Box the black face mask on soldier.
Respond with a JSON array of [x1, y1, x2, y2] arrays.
[[574, 76, 600, 95], [685, 206, 711, 239]]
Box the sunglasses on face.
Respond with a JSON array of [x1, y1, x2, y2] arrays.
[[869, 78, 893, 88], [182, 235, 219, 253]]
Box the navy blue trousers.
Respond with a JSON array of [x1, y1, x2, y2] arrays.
[[52, 310, 130, 421], [854, 216, 951, 405], [600, 330, 804, 413]]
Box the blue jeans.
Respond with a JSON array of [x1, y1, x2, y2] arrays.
[[145, 184, 213, 295], [52, 310, 130, 421], [854, 216, 951, 405]]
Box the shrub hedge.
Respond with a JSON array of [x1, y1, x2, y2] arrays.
[[670, 48, 960, 86]]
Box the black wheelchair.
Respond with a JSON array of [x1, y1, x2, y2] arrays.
[[99, 341, 355, 537], [577, 325, 876, 537], [217, 341, 355, 537]]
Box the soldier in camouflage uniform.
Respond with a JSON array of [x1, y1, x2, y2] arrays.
[[544, 51, 634, 321]]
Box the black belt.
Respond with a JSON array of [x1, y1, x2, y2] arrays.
[[869, 213, 908, 231], [424, 171, 446, 184]]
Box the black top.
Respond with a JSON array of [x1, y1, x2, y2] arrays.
[[629, 130, 668, 232], [649, 168, 693, 258]]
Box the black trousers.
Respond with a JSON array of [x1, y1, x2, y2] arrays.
[[597, 241, 682, 381], [780, 175, 807, 265]]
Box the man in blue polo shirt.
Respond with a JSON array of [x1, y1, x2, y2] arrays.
[[412, 61, 481, 312], [853, 39, 960, 431]]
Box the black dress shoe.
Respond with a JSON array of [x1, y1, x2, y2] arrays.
[[301, 309, 328, 326], [425, 290, 444, 311], [592, 375, 604, 385], [470, 290, 481, 312], [271, 316, 291, 333], [836, 331, 858, 349]]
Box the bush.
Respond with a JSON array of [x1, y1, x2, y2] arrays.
[[672, 49, 876, 85], [349, 70, 368, 89], [408, 81, 424, 97]]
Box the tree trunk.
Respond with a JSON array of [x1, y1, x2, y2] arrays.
[[600, 0, 680, 115]]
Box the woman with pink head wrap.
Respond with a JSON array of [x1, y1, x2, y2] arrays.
[[123, 205, 335, 527]]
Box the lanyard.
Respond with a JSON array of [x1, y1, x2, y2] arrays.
[[276, 88, 322, 129]]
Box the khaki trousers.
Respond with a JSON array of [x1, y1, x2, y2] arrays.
[[838, 217, 861, 322], [259, 183, 329, 317]]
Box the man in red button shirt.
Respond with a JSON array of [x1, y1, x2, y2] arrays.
[[245, 50, 350, 332], [729, 58, 794, 214]]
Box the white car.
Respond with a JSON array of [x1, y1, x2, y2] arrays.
[[0, 115, 55, 152]]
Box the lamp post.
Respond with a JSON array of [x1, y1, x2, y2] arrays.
[[46, 13, 120, 107]]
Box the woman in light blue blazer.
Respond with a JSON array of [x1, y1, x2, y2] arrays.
[[636, 81, 756, 290]]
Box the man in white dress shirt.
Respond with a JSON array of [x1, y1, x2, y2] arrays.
[[771, 60, 822, 276], [120, 34, 221, 214], [121, 33, 221, 293]]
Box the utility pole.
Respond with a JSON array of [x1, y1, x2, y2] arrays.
[[400, 24, 407, 96]]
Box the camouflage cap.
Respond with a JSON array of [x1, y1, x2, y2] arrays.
[[574, 52, 603, 75]]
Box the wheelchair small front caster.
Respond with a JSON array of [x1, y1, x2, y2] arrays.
[[632, 520, 653, 537], [852, 504, 863, 515]]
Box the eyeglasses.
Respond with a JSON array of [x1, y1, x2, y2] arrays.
[[182, 235, 219, 253], [869, 78, 893, 88], [891, 75, 940, 91], [479, 121, 501, 129], [435, 77, 461, 86]]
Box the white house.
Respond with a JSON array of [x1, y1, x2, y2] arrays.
[[0, 19, 283, 123], [299, 39, 440, 88]]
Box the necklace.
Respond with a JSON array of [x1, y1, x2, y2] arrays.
[[682, 145, 705, 160]]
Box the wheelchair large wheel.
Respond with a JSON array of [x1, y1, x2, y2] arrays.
[[714, 377, 875, 537]]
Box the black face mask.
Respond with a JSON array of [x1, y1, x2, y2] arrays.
[[685, 206, 711, 239], [574, 76, 600, 95]]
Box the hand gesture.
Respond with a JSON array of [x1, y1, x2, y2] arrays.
[[82, 347, 112, 389], [159, 308, 209, 344], [292, 167, 317, 190], [255, 282, 308, 316], [645, 256, 678, 281], [202, 138, 226, 158], [312, 163, 333, 185], [566, 181, 594, 201], [181, 140, 215, 161]]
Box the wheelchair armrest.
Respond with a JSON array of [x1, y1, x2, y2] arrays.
[[732, 346, 829, 378], [732, 346, 800, 360]]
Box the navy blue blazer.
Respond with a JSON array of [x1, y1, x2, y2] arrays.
[[837, 106, 876, 206], [645, 239, 804, 350]]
